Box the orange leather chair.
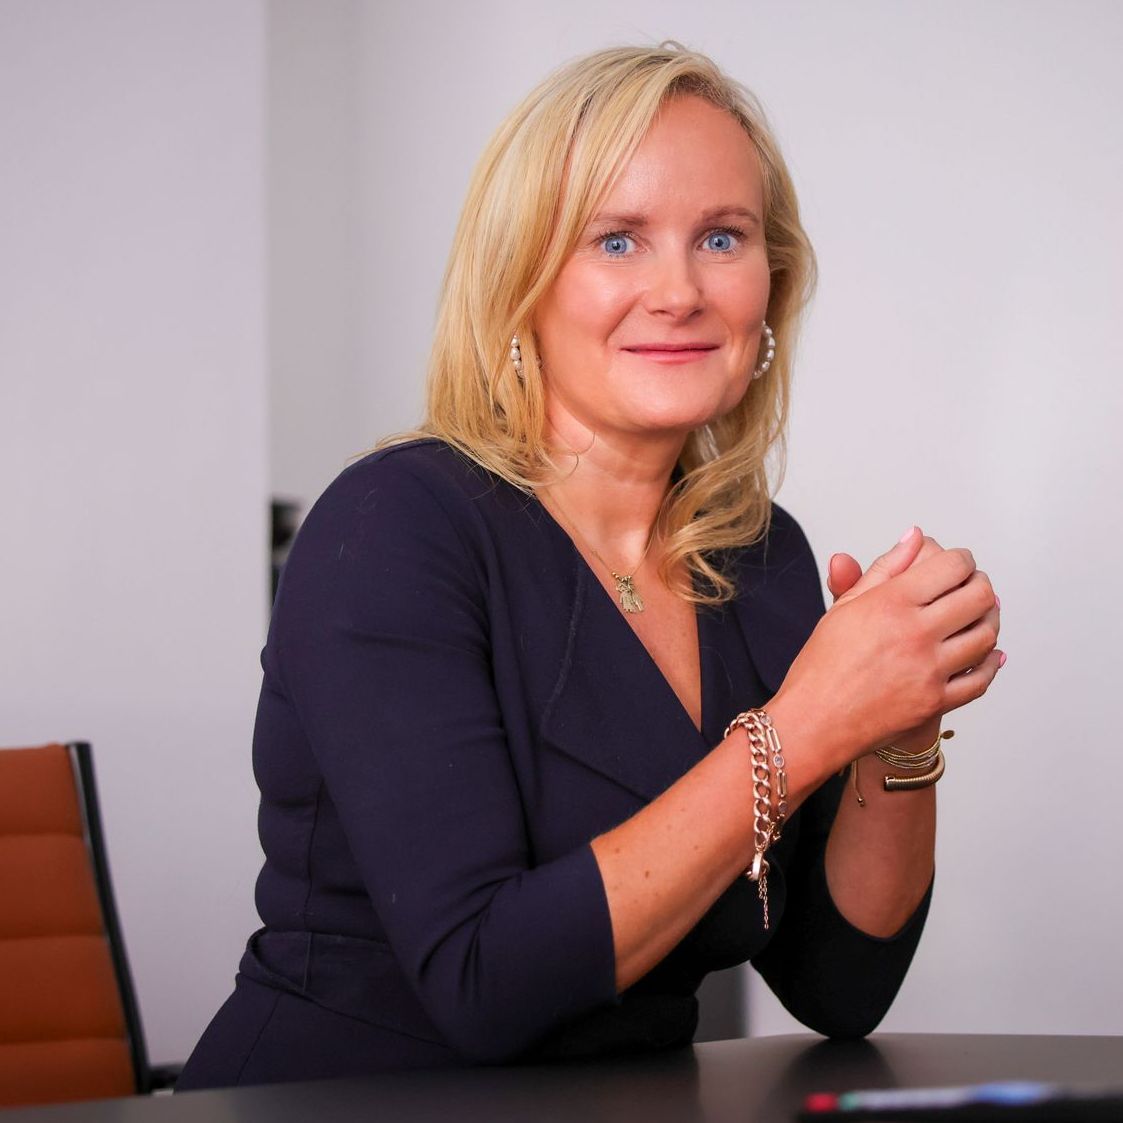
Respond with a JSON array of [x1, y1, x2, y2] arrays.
[[0, 742, 177, 1107]]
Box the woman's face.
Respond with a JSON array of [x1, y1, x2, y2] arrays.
[[534, 95, 771, 449]]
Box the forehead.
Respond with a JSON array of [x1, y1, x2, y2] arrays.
[[597, 94, 763, 217]]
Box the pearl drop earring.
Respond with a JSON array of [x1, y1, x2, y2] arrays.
[[510, 335, 524, 378], [752, 323, 776, 379]]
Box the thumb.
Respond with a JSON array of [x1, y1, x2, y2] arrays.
[[827, 552, 863, 602], [834, 526, 924, 606], [872, 525, 925, 578]]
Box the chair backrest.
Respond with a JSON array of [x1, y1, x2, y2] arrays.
[[0, 742, 146, 1106]]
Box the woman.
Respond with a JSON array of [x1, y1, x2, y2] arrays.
[[179, 45, 1001, 1088]]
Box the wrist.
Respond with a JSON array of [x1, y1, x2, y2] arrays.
[[763, 689, 851, 795], [883, 718, 942, 760]]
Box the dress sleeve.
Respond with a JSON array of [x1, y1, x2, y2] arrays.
[[752, 771, 932, 1038], [269, 452, 617, 1062]]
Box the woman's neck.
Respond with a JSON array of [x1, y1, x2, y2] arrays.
[[539, 427, 685, 569]]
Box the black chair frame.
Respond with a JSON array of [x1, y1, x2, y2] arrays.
[[67, 742, 180, 1093]]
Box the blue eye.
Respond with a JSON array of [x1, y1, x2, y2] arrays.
[[705, 230, 738, 252], [600, 233, 635, 256]]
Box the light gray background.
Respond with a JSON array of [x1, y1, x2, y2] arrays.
[[3, 0, 1121, 1063]]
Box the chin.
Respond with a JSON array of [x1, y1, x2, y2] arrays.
[[628, 394, 740, 435]]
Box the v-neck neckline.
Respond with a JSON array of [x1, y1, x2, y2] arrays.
[[534, 496, 710, 741]]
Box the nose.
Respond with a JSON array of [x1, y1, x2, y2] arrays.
[[642, 250, 704, 319]]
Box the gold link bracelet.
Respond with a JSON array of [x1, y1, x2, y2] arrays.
[[725, 709, 788, 930]]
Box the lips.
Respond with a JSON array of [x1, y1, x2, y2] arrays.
[[622, 342, 720, 364], [623, 343, 719, 352]]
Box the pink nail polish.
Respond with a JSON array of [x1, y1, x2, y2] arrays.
[[998, 651, 1007, 669], [898, 526, 917, 544], [995, 595, 1001, 610]]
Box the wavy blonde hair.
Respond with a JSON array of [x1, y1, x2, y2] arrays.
[[395, 44, 816, 603]]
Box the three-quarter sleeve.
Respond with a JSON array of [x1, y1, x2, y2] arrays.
[[751, 770, 933, 1038], [269, 453, 617, 1062]]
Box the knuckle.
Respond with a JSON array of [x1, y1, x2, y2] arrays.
[[959, 660, 997, 702], [952, 547, 977, 578], [973, 570, 994, 603]]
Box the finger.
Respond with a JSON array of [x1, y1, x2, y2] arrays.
[[938, 603, 1000, 677], [923, 570, 996, 640], [896, 547, 977, 606], [941, 646, 1005, 713], [827, 553, 863, 602], [833, 526, 926, 606], [874, 526, 926, 578], [914, 534, 943, 563]]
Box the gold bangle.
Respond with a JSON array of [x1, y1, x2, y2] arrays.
[[876, 729, 953, 768], [883, 748, 945, 791], [851, 730, 955, 804], [877, 750, 940, 771]]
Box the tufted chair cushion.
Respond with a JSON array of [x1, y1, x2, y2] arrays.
[[0, 744, 134, 1105]]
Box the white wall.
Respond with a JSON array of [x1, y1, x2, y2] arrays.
[[271, 0, 1123, 1036], [268, 0, 369, 504], [0, 1, 267, 1062]]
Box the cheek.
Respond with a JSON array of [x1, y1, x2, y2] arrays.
[[545, 267, 633, 348], [716, 266, 770, 329]]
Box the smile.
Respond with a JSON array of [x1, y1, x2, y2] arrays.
[[622, 343, 720, 364]]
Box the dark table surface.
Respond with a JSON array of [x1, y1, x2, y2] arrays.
[[4, 1035, 1121, 1121]]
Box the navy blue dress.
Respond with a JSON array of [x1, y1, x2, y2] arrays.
[[178, 440, 929, 1089]]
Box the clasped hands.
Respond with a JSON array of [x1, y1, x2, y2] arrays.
[[782, 527, 1003, 768]]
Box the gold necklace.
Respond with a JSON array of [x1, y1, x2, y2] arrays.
[[545, 491, 658, 614]]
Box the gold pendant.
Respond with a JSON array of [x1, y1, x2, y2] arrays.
[[613, 573, 644, 613]]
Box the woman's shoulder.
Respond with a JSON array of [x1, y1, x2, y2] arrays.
[[329, 437, 500, 500], [286, 438, 534, 590], [303, 438, 516, 532], [277, 440, 505, 620]]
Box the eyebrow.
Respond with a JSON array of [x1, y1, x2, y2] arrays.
[[588, 206, 762, 228]]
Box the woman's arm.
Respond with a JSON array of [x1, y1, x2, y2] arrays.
[[825, 742, 937, 937], [593, 531, 1001, 992], [820, 532, 1000, 937], [274, 453, 619, 1063]]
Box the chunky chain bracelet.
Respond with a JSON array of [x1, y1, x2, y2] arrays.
[[724, 708, 788, 930]]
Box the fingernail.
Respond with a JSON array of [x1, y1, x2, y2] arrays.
[[898, 525, 917, 544], [995, 595, 1001, 610], [998, 650, 1007, 669]]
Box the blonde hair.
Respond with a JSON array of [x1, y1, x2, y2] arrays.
[[397, 44, 816, 603]]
